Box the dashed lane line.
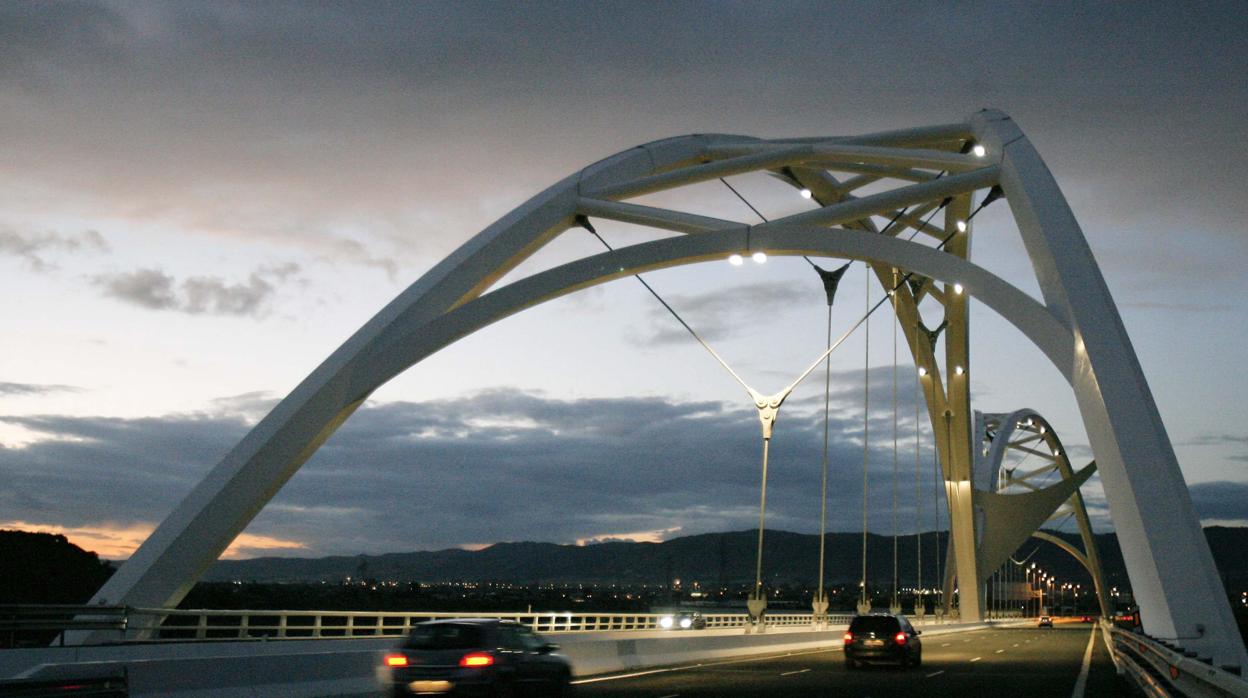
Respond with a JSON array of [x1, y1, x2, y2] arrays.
[[926, 670, 946, 678], [781, 669, 810, 676], [995, 649, 1005, 654], [970, 656, 982, 662]]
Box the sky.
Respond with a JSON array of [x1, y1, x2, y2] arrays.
[[1, 1, 1246, 560]]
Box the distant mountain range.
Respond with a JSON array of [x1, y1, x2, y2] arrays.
[[204, 527, 1248, 591]]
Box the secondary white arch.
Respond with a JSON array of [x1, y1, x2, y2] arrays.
[[85, 112, 1245, 670]]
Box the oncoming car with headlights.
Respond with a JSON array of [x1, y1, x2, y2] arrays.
[[657, 611, 706, 630]]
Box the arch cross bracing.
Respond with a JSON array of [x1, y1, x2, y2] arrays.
[[87, 110, 1245, 669]]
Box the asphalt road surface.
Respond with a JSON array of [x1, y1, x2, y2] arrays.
[[574, 625, 1130, 697]]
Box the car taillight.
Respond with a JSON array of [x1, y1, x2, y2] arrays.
[[459, 652, 495, 668], [385, 654, 408, 667], [894, 632, 907, 645], [843, 632, 853, 643]]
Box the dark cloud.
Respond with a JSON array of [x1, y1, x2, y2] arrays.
[[4, 384, 1217, 557], [0, 228, 108, 271], [0, 382, 82, 396], [0, 386, 960, 556], [1187, 481, 1248, 522], [93, 263, 300, 316]]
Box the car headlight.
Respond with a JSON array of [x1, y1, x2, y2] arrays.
[[659, 616, 674, 629], [679, 617, 692, 629]]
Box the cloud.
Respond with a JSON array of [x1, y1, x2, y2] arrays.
[[93, 263, 300, 316], [0, 385, 959, 558], [0, 382, 82, 396], [636, 281, 817, 346], [1187, 481, 1248, 523], [1120, 301, 1235, 313], [5, 385, 1231, 560], [0, 228, 109, 271], [0, 519, 306, 560]]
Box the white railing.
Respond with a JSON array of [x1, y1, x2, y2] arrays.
[[1106, 624, 1248, 698], [125, 609, 857, 641]]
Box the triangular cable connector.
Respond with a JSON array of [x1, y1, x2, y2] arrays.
[[918, 317, 948, 351], [574, 214, 597, 234], [812, 261, 852, 307]]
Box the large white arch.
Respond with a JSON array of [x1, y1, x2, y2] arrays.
[[88, 111, 1246, 670]]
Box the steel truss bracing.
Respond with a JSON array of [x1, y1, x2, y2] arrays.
[[973, 409, 1111, 619], [86, 110, 1246, 670]]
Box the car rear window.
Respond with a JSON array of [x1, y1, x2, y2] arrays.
[[404, 624, 484, 650], [849, 616, 900, 634]]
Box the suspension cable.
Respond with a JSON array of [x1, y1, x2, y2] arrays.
[[891, 269, 900, 611], [933, 433, 943, 611], [915, 336, 923, 608], [816, 300, 833, 613], [860, 264, 870, 611], [581, 181, 1000, 619]]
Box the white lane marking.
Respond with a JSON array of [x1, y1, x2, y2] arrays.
[[995, 649, 1005, 654], [781, 669, 810, 676], [570, 646, 835, 685], [941, 643, 951, 647], [1070, 626, 1097, 698], [1013, 643, 1020, 647], [926, 670, 946, 678], [970, 656, 982, 662]]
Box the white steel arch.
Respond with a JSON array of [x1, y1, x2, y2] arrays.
[[86, 111, 1245, 670]]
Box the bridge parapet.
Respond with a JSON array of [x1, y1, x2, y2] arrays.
[[127, 608, 855, 641]]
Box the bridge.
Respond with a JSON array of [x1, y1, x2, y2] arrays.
[[5, 110, 1246, 696]]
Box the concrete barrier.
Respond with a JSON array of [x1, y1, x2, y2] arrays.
[[0, 620, 994, 696]]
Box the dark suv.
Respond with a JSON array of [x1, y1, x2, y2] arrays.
[[842, 613, 922, 669], [383, 619, 573, 696]]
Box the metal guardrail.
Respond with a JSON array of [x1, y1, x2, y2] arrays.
[[125, 609, 858, 641], [0, 605, 128, 647], [1107, 624, 1248, 698]]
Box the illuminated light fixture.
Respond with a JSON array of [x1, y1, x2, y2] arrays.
[[752, 251, 767, 264], [972, 144, 987, 158], [953, 283, 964, 295], [1039, 425, 1047, 434], [956, 220, 967, 233], [917, 366, 927, 377], [799, 188, 813, 199], [728, 254, 744, 266], [955, 366, 964, 375], [385, 654, 408, 667]]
